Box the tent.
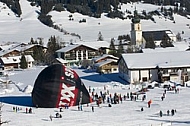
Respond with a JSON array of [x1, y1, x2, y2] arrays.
[[32, 64, 91, 108]]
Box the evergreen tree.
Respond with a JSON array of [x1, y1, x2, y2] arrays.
[[44, 36, 61, 65], [38, 38, 44, 46], [145, 34, 156, 49], [117, 40, 124, 57], [160, 34, 174, 48], [97, 31, 104, 41], [29, 37, 35, 44], [108, 38, 117, 56], [176, 32, 182, 41], [126, 34, 131, 41], [33, 46, 45, 64], [20, 54, 28, 69], [126, 45, 134, 53]]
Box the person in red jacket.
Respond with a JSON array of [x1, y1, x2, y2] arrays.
[[148, 99, 152, 108]]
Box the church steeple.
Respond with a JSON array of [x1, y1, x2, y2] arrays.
[[130, 6, 143, 48], [131, 7, 140, 24]]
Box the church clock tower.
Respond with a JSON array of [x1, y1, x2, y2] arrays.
[[130, 9, 143, 48]]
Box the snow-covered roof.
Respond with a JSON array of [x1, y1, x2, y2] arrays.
[[0, 44, 39, 57], [173, 41, 190, 51], [56, 44, 80, 53], [56, 58, 68, 64], [121, 51, 190, 69], [1, 55, 34, 64], [76, 41, 110, 49], [56, 44, 98, 53], [94, 59, 118, 67], [92, 54, 119, 62], [142, 47, 181, 53]]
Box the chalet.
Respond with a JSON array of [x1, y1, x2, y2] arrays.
[[118, 51, 190, 85], [0, 44, 47, 57], [56, 44, 99, 66], [0, 49, 20, 57], [91, 54, 119, 64], [91, 54, 119, 73], [76, 41, 110, 54], [0, 55, 34, 70]]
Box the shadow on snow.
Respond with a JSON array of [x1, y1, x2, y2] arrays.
[[0, 96, 33, 107], [81, 72, 128, 84], [148, 118, 190, 124]]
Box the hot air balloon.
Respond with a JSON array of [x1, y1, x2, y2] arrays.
[[32, 64, 91, 108]]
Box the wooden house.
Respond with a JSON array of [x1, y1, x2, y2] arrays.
[[91, 54, 119, 73], [56, 44, 99, 66], [0, 55, 34, 70]]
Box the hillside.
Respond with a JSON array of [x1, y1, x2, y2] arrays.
[[0, 0, 189, 45]]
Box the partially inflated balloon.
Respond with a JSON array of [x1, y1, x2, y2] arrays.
[[32, 64, 91, 108]]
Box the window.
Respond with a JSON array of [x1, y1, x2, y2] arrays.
[[163, 69, 168, 74], [182, 68, 187, 72], [142, 77, 147, 82]]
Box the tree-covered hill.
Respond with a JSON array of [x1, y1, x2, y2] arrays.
[[0, 0, 189, 27]]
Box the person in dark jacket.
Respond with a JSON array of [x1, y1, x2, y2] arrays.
[[92, 106, 94, 112]]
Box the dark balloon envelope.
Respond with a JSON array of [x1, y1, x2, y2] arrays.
[[32, 64, 91, 108]]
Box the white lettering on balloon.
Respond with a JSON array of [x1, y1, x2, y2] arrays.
[[58, 83, 75, 106], [65, 67, 74, 78]]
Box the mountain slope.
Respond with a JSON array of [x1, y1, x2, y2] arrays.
[[0, 1, 189, 45], [0, 0, 79, 44]]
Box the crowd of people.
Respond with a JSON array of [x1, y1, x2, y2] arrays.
[[11, 83, 180, 122], [88, 83, 180, 119]]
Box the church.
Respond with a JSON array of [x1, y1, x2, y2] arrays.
[[117, 10, 190, 85], [130, 9, 176, 49]]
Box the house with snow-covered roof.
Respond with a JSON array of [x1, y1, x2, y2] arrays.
[[118, 51, 190, 85], [0, 55, 34, 70], [75, 40, 111, 54], [56, 44, 99, 66], [91, 54, 119, 73], [0, 43, 46, 57]]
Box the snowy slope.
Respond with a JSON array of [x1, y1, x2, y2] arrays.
[[0, 1, 189, 44], [0, 0, 79, 44]]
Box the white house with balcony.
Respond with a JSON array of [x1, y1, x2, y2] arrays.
[[56, 44, 99, 66], [118, 51, 190, 85]]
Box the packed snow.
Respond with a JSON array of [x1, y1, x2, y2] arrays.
[[0, 66, 190, 126]]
